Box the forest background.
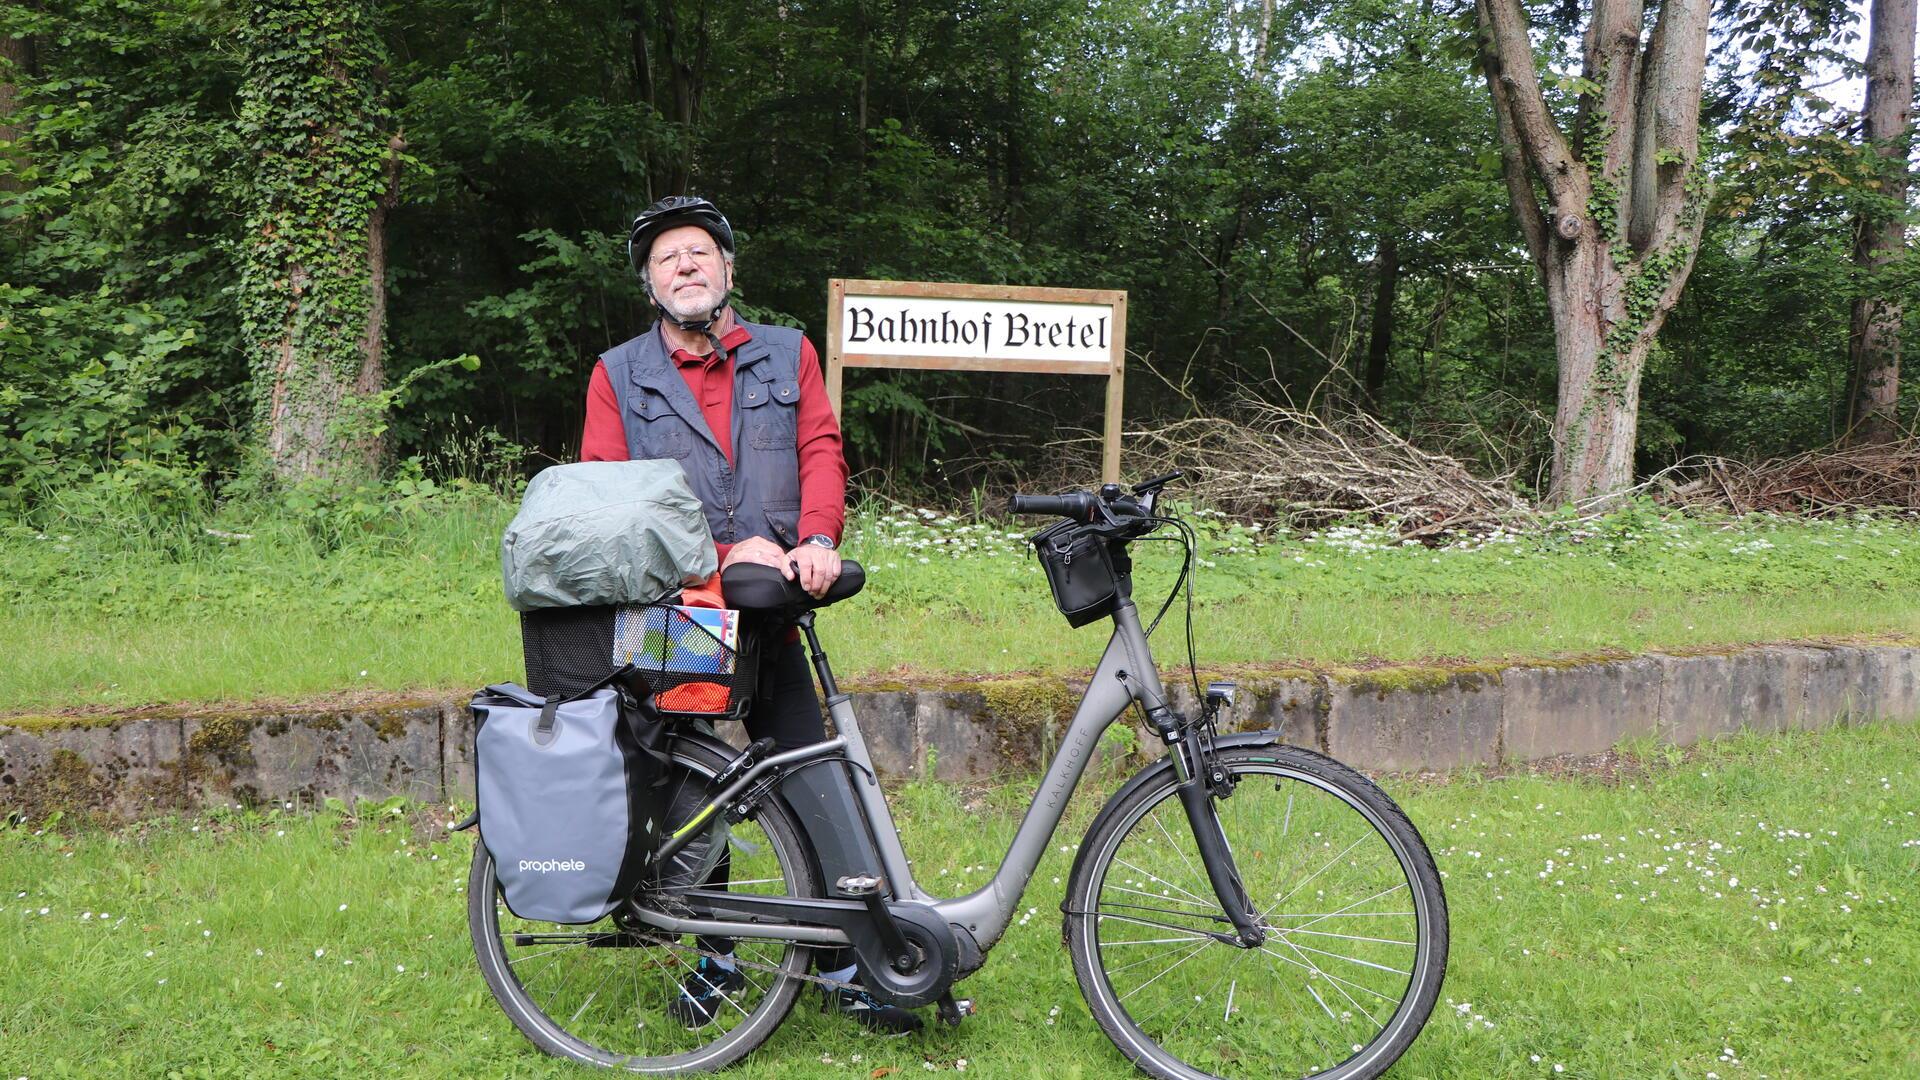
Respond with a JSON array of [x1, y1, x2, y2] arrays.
[[0, 0, 1912, 515]]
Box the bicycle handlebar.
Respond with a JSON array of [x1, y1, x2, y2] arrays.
[[1007, 492, 1099, 521]]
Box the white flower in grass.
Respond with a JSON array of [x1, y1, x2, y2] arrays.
[[315, 949, 326, 958]]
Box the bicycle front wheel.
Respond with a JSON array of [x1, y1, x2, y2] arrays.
[[1065, 744, 1447, 1080], [468, 738, 818, 1073]]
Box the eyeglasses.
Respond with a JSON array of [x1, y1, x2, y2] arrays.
[[649, 244, 719, 269]]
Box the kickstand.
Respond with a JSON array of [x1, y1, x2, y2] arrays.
[[935, 993, 975, 1027]]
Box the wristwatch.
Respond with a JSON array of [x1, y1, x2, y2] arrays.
[[801, 533, 837, 550]]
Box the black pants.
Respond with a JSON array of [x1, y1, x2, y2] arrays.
[[700, 635, 854, 971]]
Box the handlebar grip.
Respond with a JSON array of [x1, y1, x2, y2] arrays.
[[1008, 492, 1098, 520]]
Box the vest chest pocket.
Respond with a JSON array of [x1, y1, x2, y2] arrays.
[[744, 379, 800, 450], [627, 393, 694, 460]]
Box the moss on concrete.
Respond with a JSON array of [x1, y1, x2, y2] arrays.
[[187, 714, 257, 759], [1336, 663, 1506, 698], [979, 677, 1078, 734], [6, 748, 108, 821], [0, 714, 142, 734], [372, 709, 413, 742]]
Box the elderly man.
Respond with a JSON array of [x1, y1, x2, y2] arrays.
[[579, 195, 920, 1035]]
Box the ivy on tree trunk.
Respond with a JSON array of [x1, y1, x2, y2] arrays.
[[1476, 0, 1713, 506], [237, 0, 400, 484]]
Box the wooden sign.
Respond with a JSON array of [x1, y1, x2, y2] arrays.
[[825, 279, 1128, 482]]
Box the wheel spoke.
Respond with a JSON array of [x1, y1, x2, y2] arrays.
[[1260, 833, 1371, 917], [1116, 938, 1213, 1004], [1112, 854, 1214, 909], [1273, 926, 1417, 948], [1255, 943, 1405, 1004], [1149, 805, 1212, 910]]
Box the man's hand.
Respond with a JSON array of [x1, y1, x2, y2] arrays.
[[720, 536, 841, 598], [787, 543, 842, 598], [720, 536, 787, 571]]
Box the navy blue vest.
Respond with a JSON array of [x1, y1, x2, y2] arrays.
[[599, 319, 805, 548]]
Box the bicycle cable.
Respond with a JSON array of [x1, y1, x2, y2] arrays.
[[1139, 514, 1203, 704]]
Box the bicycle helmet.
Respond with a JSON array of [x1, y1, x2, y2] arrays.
[[626, 195, 738, 354]]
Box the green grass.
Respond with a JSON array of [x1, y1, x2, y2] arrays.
[[4, 495, 1919, 711], [1, 723, 1916, 1077]]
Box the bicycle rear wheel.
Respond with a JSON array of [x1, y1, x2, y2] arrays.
[[1065, 744, 1447, 1080], [468, 738, 818, 1073]]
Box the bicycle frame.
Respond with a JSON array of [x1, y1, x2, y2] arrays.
[[626, 594, 1184, 955]]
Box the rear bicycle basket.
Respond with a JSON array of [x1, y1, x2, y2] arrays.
[[612, 603, 760, 722]]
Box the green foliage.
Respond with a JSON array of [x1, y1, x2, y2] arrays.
[[0, 0, 1907, 504]]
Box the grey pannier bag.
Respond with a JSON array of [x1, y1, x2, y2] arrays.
[[472, 668, 670, 924], [501, 460, 717, 612]]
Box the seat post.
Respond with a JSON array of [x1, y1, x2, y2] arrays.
[[793, 612, 842, 701]]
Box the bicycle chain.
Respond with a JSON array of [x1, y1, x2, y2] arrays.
[[627, 898, 867, 993], [651, 936, 868, 994]]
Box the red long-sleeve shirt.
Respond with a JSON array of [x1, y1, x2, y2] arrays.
[[580, 323, 847, 565]]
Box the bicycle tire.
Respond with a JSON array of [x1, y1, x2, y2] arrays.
[[469, 737, 819, 1074], [1065, 743, 1447, 1080]]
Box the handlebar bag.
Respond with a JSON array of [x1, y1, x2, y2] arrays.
[[1032, 520, 1121, 628], [472, 668, 670, 924]]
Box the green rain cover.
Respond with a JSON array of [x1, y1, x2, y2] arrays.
[[501, 460, 717, 612]]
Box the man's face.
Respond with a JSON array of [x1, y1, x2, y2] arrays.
[[648, 224, 731, 322]]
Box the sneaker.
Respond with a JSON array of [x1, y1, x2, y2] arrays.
[[667, 957, 746, 1028], [823, 981, 924, 1036]]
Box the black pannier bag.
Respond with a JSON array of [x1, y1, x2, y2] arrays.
[[520, 603, 761, 721], [1032, 520, 1122, 628], [471, 666, 671, 924]]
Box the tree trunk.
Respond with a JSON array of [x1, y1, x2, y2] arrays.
[[630, 0, 708, 197], [1846, 0, 1917, 445], [1477, 0, 1712, 506], [241, 0, 398, 484], [1363, 235, 1399, 407], [0, 28, 36, 196], [1207, 0, 1275, 373]]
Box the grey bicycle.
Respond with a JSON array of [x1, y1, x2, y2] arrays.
[[468, 472, 1449, 1079]]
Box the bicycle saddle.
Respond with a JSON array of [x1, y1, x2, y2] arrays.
[[720, 559, 866, 617]]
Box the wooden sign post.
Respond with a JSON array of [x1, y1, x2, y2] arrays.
[[825, 279, 1128, 484]]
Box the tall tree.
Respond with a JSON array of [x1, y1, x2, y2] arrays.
[[1476, 0, 1714, 504], [0, 19, 34, 196], [238, 0, 401, 482], [1845, 0, 1917, 444]]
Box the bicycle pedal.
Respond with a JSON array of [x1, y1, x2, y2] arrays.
[[935, 994, 975, 1027]]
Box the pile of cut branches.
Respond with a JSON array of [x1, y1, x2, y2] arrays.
[[1659, 438, 1920, 515], [1101, 401, 1530, 536]]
